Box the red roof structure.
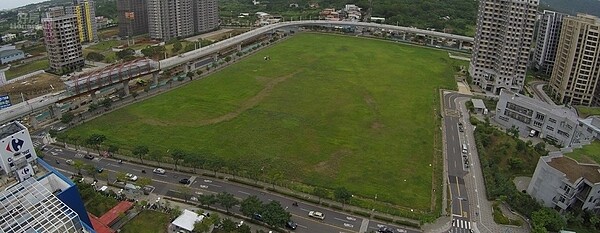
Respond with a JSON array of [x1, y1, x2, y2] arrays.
[[98, 201, 134, 226], [88, 213, 114, 233]]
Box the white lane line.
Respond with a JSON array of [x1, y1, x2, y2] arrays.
[[238, 191, 251, 195]]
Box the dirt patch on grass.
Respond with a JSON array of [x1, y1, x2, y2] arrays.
[[198, 71, 300, 126], [0, 73, 65, 103], [314, 148, 352, 177]]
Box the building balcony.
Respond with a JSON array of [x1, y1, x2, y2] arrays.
[[552, 196, 569, 210]]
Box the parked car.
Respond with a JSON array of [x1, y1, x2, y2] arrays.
[[308, 211, 325, 220], [66, 159, 75, 165], [84, 154, 94, 160], [458, 122, 464, 132], [253, 213, 263, 221], [179, 178, 191, 184], [285, 221, 297, 230], [378, 227, 394, 233], [125, 173, 138, 181], [96, 167, 104, 173], [153, 168, 166, 174]]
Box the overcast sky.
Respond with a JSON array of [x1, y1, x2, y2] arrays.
[[1, 0, 49, 10]]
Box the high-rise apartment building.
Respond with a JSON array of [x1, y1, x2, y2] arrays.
[[148, 0, 219, 40], [469, 0, 538, 94], [117, 0, 149, 37], [42, 7, 84, 73], [194, 0, 219, 33], [532, 10, 567, 75], [549, 14, 600, 106], [67, 0, 97, 42], [0, 121, 95, 232]]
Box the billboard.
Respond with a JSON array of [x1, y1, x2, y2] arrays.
[[0, 94, 11, 109], [0, 123, 37, 173]]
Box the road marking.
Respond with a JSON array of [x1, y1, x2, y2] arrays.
[[456, 176, 463, 216], [238, 191, 251, 195], [208, 184, 222, 187], [346, 216, 356, 221], [359, 218, 369, 233]]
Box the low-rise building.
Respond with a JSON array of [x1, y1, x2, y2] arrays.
[[495, 89, 580, 146], [527, 153, 600, 214], [0, 49, 25, 64], [1, 33, 17, 42]]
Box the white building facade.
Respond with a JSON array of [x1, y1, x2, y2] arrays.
[[528, 153, 600, 214], [495, 89, 581, 146], [469, 0, 538, 94]]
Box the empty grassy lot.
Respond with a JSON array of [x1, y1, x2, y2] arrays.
[[120, 211, 169, 233], [5, 59, 49, 79], [66, 33, 459, 210]]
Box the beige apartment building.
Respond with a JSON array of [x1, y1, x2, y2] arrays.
[[469, 0, 538, 94], [549, 14, 600, 107], [41, 7, 84, 73]]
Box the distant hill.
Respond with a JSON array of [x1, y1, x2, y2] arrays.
[[541, 0, 600, 17]]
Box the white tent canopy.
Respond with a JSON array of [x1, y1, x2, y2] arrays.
[[171, 209, 204, 232]]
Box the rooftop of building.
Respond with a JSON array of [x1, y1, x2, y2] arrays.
[[472, 99, 486, 109], [0, 169, 81, 232], [0, 121, 26, 140], [0, 49, 24, 58], [547, 155, 600, 184], [500, 89, 578, 121], [565, 140, 600, 165]]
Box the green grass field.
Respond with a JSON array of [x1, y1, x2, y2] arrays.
[[5, 59, 49, 79], [121, 211, 169, 233], [66, 34, 459, 210], [566, 141, 600, 164]]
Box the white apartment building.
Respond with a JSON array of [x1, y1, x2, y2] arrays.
[[469, 0, 538, 94], [495, 89, 581, 147], [528, 153, 600, 214], [549, 14, 600, 107], [532, 10, 567, 75]]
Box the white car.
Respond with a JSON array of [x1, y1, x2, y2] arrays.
[[153, 168, 166, 174], [66, 159, 75, 165], [308, 211, 325, 220], [125, 173, 138, 181]]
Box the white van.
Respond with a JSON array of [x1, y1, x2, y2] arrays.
[[462, 144, 468, 154], [529, 130, 536, 137]]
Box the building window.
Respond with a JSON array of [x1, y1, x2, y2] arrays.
[[547, 126, 554, 131], [549, 118, 557, 123]]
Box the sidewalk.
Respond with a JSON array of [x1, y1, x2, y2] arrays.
[[457, 98, 531, 233], [79, 176, 274, 233]]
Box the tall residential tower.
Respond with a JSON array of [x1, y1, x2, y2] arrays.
[[469, 0, 538, 94], [532, 10, 567, 75], [147, 0, 219, 40], [67, 0, 98, 42], [549, 14, 600, 106], [117, 0, 149, 37], [42, 6, 84, 73]]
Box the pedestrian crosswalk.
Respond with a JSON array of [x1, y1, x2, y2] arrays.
[[32, 141, 42, 148], [452, 219, 471, 230]]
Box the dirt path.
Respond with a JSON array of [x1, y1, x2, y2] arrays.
[[197, 71, 300, 126]]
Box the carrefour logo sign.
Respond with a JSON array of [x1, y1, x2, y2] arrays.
[[6, 138, 25, 153]]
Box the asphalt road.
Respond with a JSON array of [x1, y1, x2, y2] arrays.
[[529, 81, 555, 106], [38, 141, 417, 233], [442, 92, 472, 233]]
